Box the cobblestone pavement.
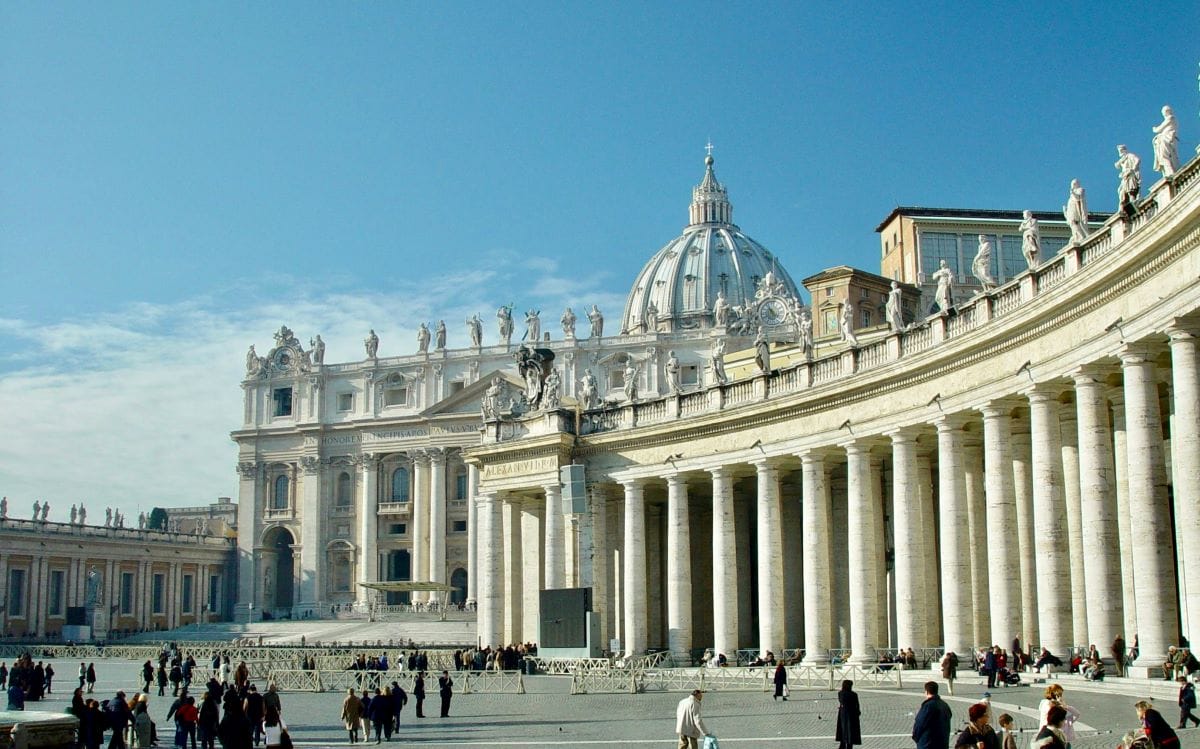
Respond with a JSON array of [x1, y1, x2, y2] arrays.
[[17, 659, 1191, 748]]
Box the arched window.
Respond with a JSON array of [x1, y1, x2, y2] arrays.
[[272, 475, 289, 509], [449, 568, 468, 604], [336, 472, 353, 507], [391, 467, 410, 502]]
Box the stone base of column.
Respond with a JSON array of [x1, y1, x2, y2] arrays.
[[846, 650, 876, 665], [801, 652, 830, 665], [1125, 664, 1170, 679]]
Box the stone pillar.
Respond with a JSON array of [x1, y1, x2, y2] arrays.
[[411, 455, 429, 598], [1073, 370, 1123, 649], [428, 451, 447, 600], [888, 431, 926, 650], [870, 455, 889, 648], [1011, 417, 1039, 649], [357, 454, 379, 604], [1168, 324, 1200, 644], [925, 451, 949, 646], [502, 499, 522, 643], [800, 451, 833, 663], [1059, 407, 1089, 646], [780, 477, 804, 648], [935, 417, 972, 657], [980, 403, 1021, 646], [299, 459, 322, 611], [588, 485, 611, 649], [476, 492, 503, 647], [753, 460, 785, 657], [844, 442, 880, 662], [1121, 346, 1179, 666], [520, 499, 543, 644], [544, 483, 565, 590], [1027, 386, 1071, 657], [1110, 391, 1137, 642], [235, 462, 261, 620], [466, 465, 479, 606], [709, 467, 738, 658], [665, 474, 692, 662], [622, 480, 647, 657]]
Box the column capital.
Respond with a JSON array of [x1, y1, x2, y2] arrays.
[[1118, 341, 1162, 366], [1069, 362, 1118, 385], [1022, 382, 1065, 404], [750, 457, 783, 474], [427, 447, 447, 466], [885, 427, 918, 445], [705, 465, 731, 480], [665, 473, 686, 488], [1166, 317, 1200, 341], [932, 412, 970, 431], [976, 398, 1020, 420], [542, 483, 561, 497], [618, 477, 646, 491]]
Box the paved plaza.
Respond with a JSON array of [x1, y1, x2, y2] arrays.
[[12, 657, 1182, 748]]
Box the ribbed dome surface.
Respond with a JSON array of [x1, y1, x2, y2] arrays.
[[620, 155, 802, 333]]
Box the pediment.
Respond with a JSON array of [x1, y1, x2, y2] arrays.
[[421, 369, 526, 417]]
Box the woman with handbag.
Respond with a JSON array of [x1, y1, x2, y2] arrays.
[[836, 680, 861, 749], [772, 663, 788, 701], [263, 705, 289, 749]]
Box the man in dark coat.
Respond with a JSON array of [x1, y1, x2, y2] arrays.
[[836, 679, 861, 748], [105, 691, 133, 749], [438, 670, 453, 717], [413, 672, 426, 718], [912, 681, 952, 749]]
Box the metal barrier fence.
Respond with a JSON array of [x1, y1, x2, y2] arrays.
[[528, 656, 613, 674], [571, 664, 904, 695], [265, 669, 525, 694]]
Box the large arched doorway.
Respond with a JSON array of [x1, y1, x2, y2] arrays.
[[450, 568, 468, 605], [262, 526, 295, 615], [386, 550, 411, 605]]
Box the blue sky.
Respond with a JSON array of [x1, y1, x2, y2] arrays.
[[1, 2, 1198, 517]]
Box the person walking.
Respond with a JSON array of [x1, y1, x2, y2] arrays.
[[262, 705, 287, 749], [142, 662, 154, 694], [341, 688, 364, 744], [1136, 699, 1180, 748], [413, 672, 426, 718], [983, 647, 999, 690], [912, 681, 952, 749], [1178, 678, 1199, 729], [675, 689, 711, 749], [244, 684, 265, 748], [836, 680, 861, 749], [954, 703, 998, 749], [1032, 704, 1069, 749], [198, 692, 220, 749], [1111, 635, 1127, 677], [368, 687, 393, 743], [773, 663, 788, 701], [997, 713, 1018, 749], [438, 671, 453, 717], [86, 663, 97, 694], [941, 651, 959, 696], [105, 690, 133, 749], [388, 681, 407, 733], [79, 662, 87, 690], [44, 663, 54, 694]]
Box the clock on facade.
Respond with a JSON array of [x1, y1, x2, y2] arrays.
[[758, 297, 789, 327]]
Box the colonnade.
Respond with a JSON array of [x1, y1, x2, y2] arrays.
[[475, 330, 1199, 670]]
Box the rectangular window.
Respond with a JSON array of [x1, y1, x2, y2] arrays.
[[824, 287, 833, 298], [181, 574, 194, 614], [272, 387, 293, 417], [8, 569, 26, 617], [152, 573, 165, 614], [920, 232, 960, 278], [999, 235, 1025, 280], [48, 570, 65, 617], [861, 310, 872, 327], [680, 365, 699, 385], [121, 572, 135, 615], [452, 520, 467, 533], [1042, 235, 1069, 257], [455, 472, 468, 501], [860, 287, 869, 299], [337, 392, 354, 412], [449, 381, 465, 395], [208, 575, 221, 615], [823, 310, 837, 333], [384, 387, 407, 407], [389, 522, 407, 535]]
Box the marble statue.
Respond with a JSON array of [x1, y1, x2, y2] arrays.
[[246, 345, 260, 375], [623, 361, 639, 402], [665, 351, 682, 394], [0, 496, 6, 519], [524, 309, 541, 343], [70, 504, 77, 525], [104, 507, 112, 527], [310, 335, 325, 365], [712, 290, 731, 327], [972, 235, 997, 290], [840, 302, 859, 346], [932, 259, 955, 313], [32, 500, 40, 520], [1064, 179, 1089, 244], [579, 369, 599, 409], [41, 502, 49, 521], [1115, 145, 1142, 213], [497, 305, 514, 346], [1152, 105, 1180, 177], [587, 305, 604, 338], [200, 517, 210, 535], [138, 511, 146, 529], [117, 511, 125, 528], [85, 566, 102, 606], [482, 376, 504, 420], [541, 368, 562, 410], [644, 301, 659, 333], [274, 325, 297, 348], [77, 504, 85, 525], [754, 327, 771, 372], [365, 329, 379, 359], [435, 320, 446, 350], [467, 314, 483, 348], [1020, 210, 1041, 269], [560, 308, 577, 338], [514, 344, 555, 408], [798, 309, 814, 359], [886, 281, 904, 333], [417, 323, 431, 353], [711, 337, 729, 385]]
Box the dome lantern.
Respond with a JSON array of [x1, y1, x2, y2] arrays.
[[688, 152, 734, 227]]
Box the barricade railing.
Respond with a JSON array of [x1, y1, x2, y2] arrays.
[[460, 670, 525, 694], [569, 663, 903, 695], [528, 656, 612, 674]]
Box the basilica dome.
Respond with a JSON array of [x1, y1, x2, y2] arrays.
[[620, 154, 802, 334]]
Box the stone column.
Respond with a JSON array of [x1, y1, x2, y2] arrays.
[[1110, 390, 1137, 641], [800, 451, 833, 662], [299, 459, 322, 611], [622, 480, 647, 657], [357, 454, 379, 604], [428, 451, 448, 600], [588, 485, 611, 649], [1059, 408, 1089, 645], [923, 453, 947, 645], [665, 474, 692, 662], [1121, 346, 1179, 666], [411, 454, 429, 598], [1073, 369, 1123, 649], [1168, 323, 1200, 644], [476, 492, 503, 647], [888, 431, 926, 650], [544, 483, 565, 590], [466, 464, 479, 606], [501, 498, 522, 643], [235, 462, 261, 621], [520, 499, 543, 644], [709, 467, 738, 658], [935, 417, 972, 657], [780, 477, 804, 648], [1011, 418, 1039, 648], [844, 441, 880, 662], [1027, 386, 1072, 657], [980, 403, 1021, 646], [753, 460, 785, 657]]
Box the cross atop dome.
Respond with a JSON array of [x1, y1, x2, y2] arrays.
[[689, 149, 733, 226]]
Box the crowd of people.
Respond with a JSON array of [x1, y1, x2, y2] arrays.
[[2, 654, 55, 708]]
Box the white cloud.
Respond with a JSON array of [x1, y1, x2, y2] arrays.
[[0, 258, 629, 522]]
